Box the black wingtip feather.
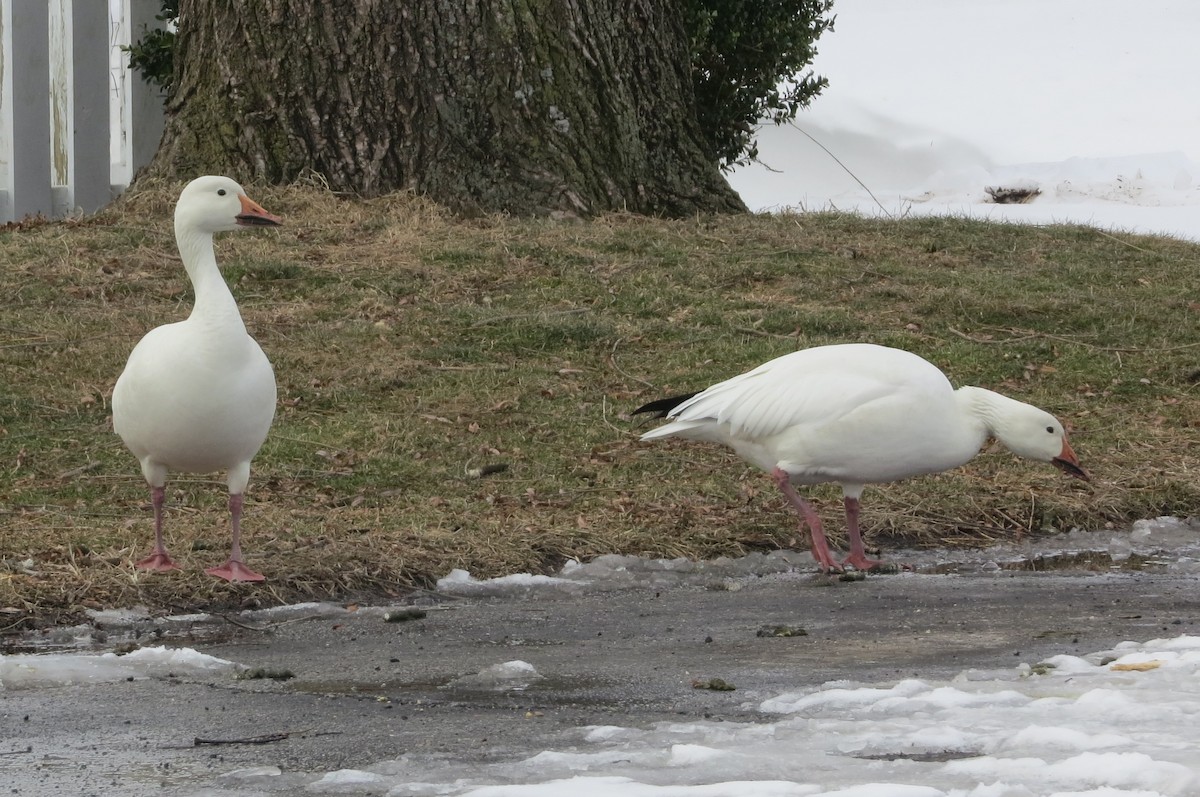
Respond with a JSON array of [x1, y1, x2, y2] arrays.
[[632, 392, 699, 419]]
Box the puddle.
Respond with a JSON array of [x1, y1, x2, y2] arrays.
[[909, 518, 1200, 575], [923, 550, 1171, 574], [854, 749, 984, 763]]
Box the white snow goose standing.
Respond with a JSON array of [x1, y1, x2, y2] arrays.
[[633, 343, 1089, 572], [112, 176, 281, 582]]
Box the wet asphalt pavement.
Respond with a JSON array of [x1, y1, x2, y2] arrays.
[[3, 563, 1198, 795]]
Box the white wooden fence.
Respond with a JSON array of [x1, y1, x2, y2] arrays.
[[0, 0, 167, 223]]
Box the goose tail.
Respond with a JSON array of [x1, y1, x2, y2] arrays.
[[634, 391, 713, 441], [632, 392, 699, 419]]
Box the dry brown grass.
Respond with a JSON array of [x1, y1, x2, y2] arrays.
[[2, 179, 1198, 631]]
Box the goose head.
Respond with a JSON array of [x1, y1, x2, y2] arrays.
[[991, 400, 1090, 481], [176, 176, 282, 234]]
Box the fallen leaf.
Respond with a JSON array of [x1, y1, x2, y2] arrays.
[[1111, 660, 1162, 672]]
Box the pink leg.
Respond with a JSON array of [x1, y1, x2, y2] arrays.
[[136, 486, 181, 572], [841, 496, 886, 571], [205, 493, 265, 582], [771, 468, 842, 573]]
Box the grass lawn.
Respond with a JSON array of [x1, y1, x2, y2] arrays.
[[2, 180, 1197, 629]]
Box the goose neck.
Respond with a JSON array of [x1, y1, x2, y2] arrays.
[[954, 386, 1007, 441], [175, 224, 244, 329]]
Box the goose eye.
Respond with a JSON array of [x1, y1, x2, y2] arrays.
[[1046, 426, 1055, 434], [217, 189, 227, 196]]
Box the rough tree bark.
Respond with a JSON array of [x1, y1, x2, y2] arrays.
[[145, 0, 747, 217]]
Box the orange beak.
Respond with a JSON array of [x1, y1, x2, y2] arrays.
[[236, 193, 282, 227], [1051, 438, 1090, 481]]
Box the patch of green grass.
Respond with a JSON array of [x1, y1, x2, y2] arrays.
[[1, 186, 1198, 629]]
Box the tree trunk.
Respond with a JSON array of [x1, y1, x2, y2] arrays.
[[146, 0, 746, 217]]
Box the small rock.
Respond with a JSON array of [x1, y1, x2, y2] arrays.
[[756, 625, 808, 638], [691, 677, 736, 691], [237, 667, 295, 681]]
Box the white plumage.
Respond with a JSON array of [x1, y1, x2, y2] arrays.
[[112, 176, 281, 582], [635, 343, 1088, 571]]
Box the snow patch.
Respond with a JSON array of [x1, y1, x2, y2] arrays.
[[0, 645, 240, 691], [445, 660, 545, 691]]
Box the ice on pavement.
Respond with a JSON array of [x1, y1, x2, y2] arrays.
[[307, 769, 391, 794], [187, 635, 1200, 796], [436, 550, 806, 596], [0, 644, 239, 690], [437, 568, 587, 596], [445, 660, 545, 691]]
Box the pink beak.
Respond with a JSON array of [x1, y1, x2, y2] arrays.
[[236, 193, 282, 226], [1051, 438, 1090, 481]]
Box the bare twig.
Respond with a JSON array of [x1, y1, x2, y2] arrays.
[[194, 732, 290, 746], [163, 603, 278, 633], [1089, 228, 1156, 254], [0, 616, 29, 633], [607, 337, 653, 388], [947, 327, 1039, 345], [600, 395, 627, 435], [57, 462, 102, 480], [214, 613, 276, 632], [787, 121, 893, 218], [216, 610, 355, 632], [735, 327, 802, 342]]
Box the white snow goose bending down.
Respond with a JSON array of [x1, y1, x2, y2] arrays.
[[112, 176, 282, 582], [633, 343, 1090, 573]]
